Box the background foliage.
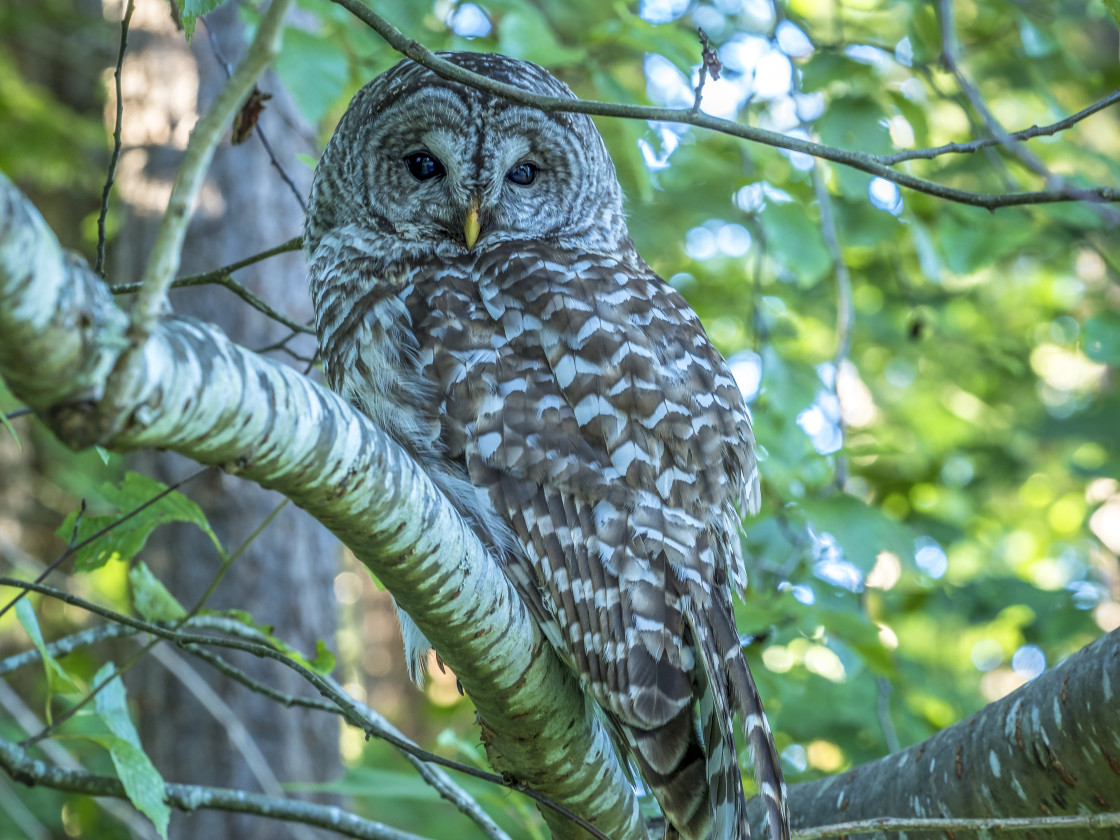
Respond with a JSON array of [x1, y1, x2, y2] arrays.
[[1, 0, 1118, 837]]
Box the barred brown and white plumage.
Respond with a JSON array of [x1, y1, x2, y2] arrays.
[[305, 51, 790, 840]]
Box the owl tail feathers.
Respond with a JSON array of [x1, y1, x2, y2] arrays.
[[695, 605, 791, 840], [393, 602, 433, 685], [626, 708, 711, 840]]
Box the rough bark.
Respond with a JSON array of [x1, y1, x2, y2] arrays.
[[104, 7, 341, 840], [749, 627, 1120, 837]]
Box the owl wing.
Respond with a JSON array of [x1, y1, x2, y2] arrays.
[[408, 242, 783, 839], [455, 244, 780, 839]]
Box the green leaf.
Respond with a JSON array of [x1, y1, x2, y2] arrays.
[[1, 407, 21, 451], [274, 28, 350, 125], [758, 202, 831, 287], [1104, 0, 1120, 56], [16, 599, 79, 700], [129, 562, 187, 623], [302, 639, 337, 675], [55, 472, 221, 572], [93, 663, 170, 838], [1083, 312, 1120, 364], [180, 0, 230, 41]]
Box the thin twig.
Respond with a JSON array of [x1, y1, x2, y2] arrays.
[[0, 734, 431, 840], [95, 0, 135, 278], [202, 18, 307, 212], [876, 87, 1120, 164], [793, 811, 1120, 839], [936, 0, 1120, 227], [179, 644, 511, 840], [110, 236, 312, 335], [327, 0, 1120, 211], [811, 162, 851, 487], [145, 643, 320, 840], [4, 407, 32, 421], [875, 677, 900, 754], [692, 27, 720, 113]]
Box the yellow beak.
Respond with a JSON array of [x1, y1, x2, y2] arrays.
[[464, 202, 481, 250]]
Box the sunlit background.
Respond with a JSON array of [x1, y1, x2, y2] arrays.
[[1, 0, 1118, 836]]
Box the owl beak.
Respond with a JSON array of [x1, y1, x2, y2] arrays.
[[463, 201, 481, 250]]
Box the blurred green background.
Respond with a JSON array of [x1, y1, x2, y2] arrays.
[[1, 0, 1118, 837]]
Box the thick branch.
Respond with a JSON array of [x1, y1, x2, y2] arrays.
[[330, 0, 1120, 211], [750, 628, 1120, 838], [0, 174, 644, 840]]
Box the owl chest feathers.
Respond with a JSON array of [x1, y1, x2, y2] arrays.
[[309, 233, 756, 595]]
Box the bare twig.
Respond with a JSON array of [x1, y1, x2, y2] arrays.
[[692, 27, 721, 113], [328, 0, 1120, 211], [110, 236, 312, 335], [145, 644, 320, 840], [794, 811, 1120, 839], [875, 677, 900, 754], [876, 87, 1120, 165], [936, 0, 1120, 226], [95, 0, 135, 278], [811, 163, 851, 486], [203, 19, 307, 212], [0, 733, 430, 840]]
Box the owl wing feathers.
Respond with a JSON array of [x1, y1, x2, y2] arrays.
[[416, 243, 784, 840]]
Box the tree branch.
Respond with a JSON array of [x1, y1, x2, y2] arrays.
[[0, 579, 605, 840], [99, 0, 293, 439], [328, 0, 1120, 211], [109, 237, 312, 335], [874, 87, 1120, 165], [749, 627, 1120, 838], [0, 734, 430, 840], [0, 173, 644, 840]]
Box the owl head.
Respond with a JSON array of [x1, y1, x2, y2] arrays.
[[305, 52, 629, 257]]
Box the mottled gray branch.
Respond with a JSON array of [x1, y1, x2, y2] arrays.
[[329, 0, 1120, 211], [0, 173, 643, 840], [751, 628, 1120, 839]]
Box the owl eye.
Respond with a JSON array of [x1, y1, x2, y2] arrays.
[[506, 162, 538, 186], [404, 151, 445, 181]]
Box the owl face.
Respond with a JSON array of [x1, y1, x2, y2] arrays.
[[306, 52, 629, 257], [363, 86, 593, 249]]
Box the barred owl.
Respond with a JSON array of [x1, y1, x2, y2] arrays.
[[305, 51, 789, 840]]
